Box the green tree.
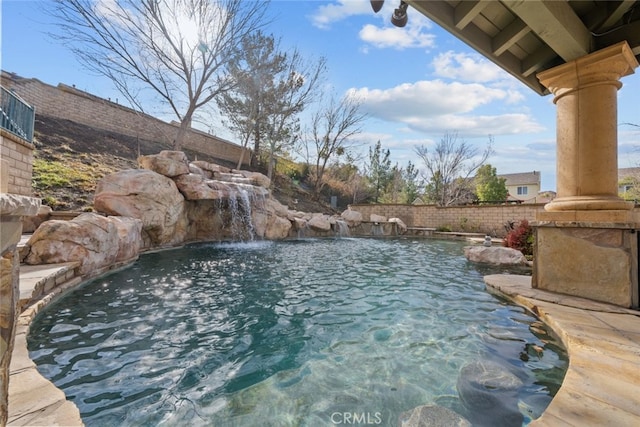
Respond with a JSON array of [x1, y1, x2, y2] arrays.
[[475, 164, 508, 203], [217, 31, 326, 175], [367, 141, 392, 203], [402, 161, 422, 204]]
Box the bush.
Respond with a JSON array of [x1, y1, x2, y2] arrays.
[[503, 219, 534, 256]]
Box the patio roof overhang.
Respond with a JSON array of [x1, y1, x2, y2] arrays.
[[405, 0, 640, 95]]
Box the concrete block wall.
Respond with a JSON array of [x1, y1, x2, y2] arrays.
[[0, 130, 34, 196], [1, 71, 250, 166], [349, 203, 546, 237]]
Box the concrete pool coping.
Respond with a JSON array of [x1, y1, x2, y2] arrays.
[[484, 274, 640, 426], [7, 263, 640, 425]]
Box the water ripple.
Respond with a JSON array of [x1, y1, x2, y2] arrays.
[[28, 238, 567, 426]]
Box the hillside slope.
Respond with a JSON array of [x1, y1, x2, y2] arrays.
[[32, 115, 335, 214]]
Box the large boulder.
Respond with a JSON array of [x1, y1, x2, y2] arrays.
[[370, 213, 387, 222], [389, 217, 408, 234], [94, 169, 187, 248], [24, 213, 120, 275], [174, 173, 223, 200], [456, 360, 524, 426], [252, 198, 292, 239], [399, 404, 471, 427], [233, 169, 271, 188], [308, 214, 331, 232], [191, 160, 231, 179], [341, 209, 363, 227], [463, 246, 527, 266], [138, 150, 190, 177], [110, 216, 143, 263]]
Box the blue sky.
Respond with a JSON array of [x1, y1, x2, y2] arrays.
[[3, 0, 640, 191]]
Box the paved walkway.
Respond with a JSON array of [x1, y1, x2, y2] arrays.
[[8, 262, 640, 426], [8, 263, 84, 426]]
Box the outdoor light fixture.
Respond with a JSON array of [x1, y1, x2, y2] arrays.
[[370, 0, 410, 28], [370, 0, 384, 13], [391, 1, 408, 27]]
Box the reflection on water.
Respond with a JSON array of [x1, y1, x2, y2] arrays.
[[28, 238, 567, 426]]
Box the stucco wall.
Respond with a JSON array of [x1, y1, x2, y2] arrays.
[[1, 71, 250, 166], [349, 203, 546, 237], [0, 129, 34, 196]]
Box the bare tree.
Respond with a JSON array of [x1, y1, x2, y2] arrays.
[[415, 132, 493, 206], [302, 95, 367, 195], [49, 0, 268, 150]]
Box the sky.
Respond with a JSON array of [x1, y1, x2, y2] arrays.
[[2, 0, 640, 191]]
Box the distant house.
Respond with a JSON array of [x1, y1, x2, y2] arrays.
[[618, 167, 640, 200], [499, 171, 541, 202]]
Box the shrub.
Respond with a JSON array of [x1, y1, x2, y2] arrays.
[[503, 219, 534, 256]]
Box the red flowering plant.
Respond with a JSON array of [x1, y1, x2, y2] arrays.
[[503, 219, 534, 257]]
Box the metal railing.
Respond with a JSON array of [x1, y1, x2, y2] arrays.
[[1, 86, 35, 142]]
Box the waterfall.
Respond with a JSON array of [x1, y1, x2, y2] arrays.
[[334, 220, 350, 237], [216, 182, 264, 241], [371, 223, 384, 236]]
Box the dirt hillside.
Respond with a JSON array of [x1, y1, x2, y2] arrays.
[[32, 115, 335, 214]]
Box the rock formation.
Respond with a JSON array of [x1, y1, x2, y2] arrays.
[[463, 245, 528, 266], [23, 213, 142, 275], [23, 151, 398, 274]]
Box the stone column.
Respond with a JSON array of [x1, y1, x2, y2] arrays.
[[532, 42, 640, 308], [0, 194, 40, 425], [537, 41, 639, 219]]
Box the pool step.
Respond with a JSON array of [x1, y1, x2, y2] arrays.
[[18, 262, 81, 313]]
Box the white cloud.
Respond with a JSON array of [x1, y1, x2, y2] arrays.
[[346, 79, 544, 137], [432, 51, 506, 83], [349, 80, 508, 118], [359, 24, 435, 50], [310, 0, 372, 29]]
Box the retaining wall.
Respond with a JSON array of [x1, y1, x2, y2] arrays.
[[349, 203, 546, 237], [1, 129, 34, 196], [1, 71, 250, 166]]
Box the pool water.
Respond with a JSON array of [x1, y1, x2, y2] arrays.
[[28, 238, 567, 426]]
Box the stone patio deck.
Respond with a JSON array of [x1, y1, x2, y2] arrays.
[[485, 274, 640, 426]]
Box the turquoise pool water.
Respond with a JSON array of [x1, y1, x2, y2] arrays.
[[28, 238, 567, 426]]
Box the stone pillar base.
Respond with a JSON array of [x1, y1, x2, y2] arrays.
[[544, 196, 634, 212], [533, 218, 639, 308]]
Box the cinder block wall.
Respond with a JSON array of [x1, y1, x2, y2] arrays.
[[349, 203, 546, 237], [0, 129, 34, 196], [1, 71, 250, 166]]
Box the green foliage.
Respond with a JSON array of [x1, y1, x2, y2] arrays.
[[366, 140, 393, 203], [33, 159, 94, 190], [276, 157, 308, 181], [475, 164, 508, 202], [503, 219, 534, 256]]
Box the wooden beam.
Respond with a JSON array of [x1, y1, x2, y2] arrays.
[[522, 46, 557, 77], [502, 0, 592, 61], [407, 0, 548, 94], [598, 0, 637, 32], [454, 1, 488, 30], [492, 19, 530, 56]]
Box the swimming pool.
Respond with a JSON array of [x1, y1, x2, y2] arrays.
[[28, 238, 567, 426]]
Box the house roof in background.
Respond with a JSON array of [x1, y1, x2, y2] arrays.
[[618, 167, 640, 180], [499, 171, 541, 186]]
